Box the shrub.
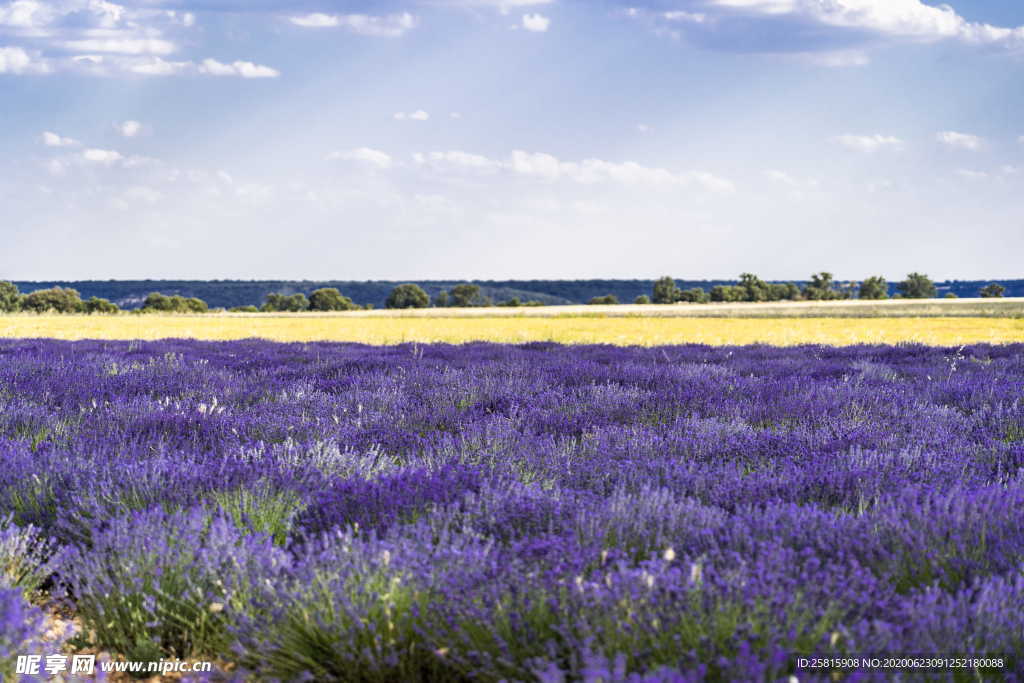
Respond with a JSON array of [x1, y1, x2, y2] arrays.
[[262, 293, 309, 312], [588, 294, 619, 305], [634, 295, 651, 305], [309, 288, 358, 312], [651, 276, 680, 304], [386, 284, 430, 310], [21, 287, 83, 313], [679, 287, 710, 303], [897, 273, 937, 299], [0, 282, 21, 313], [979, 284, 1006, 298], [83, 296, 119, 314], [230, 305, 260, 313], [859, 276, 888, 300]]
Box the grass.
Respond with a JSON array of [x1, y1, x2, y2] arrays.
[[1, 308, 1023, 345]]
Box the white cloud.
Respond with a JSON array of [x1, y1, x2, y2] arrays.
[[128, 56, 190, 76], [636, 123, 651, 133], [289, 13, 417, 37], [801, 49, 870, 67], [329, 147, 393, 169], [955, 169, 989, 181], [709, 0, 1024, 47], [394, 110, 430, 121], [937, 131, 983, 151], [444, 0, 553, 14], [663, 11, 707, 24], [417, 149, 735, 193], [522, 13, 550, 32], [833, 134, 904, 152], [199, 59, 279, 78], [60, 38, 176, 55], [118, 120, 142, 137], [0, 45, 46, 74], [765, 169, 799, 186], [41, 131, 77, 147], [0, 0, 50, 29], [82, 148, 123, 164]]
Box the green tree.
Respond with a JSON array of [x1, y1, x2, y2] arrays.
[[738, 273, 770, 302], [184, 297, 208, 313], [768, 283, 801, 301], [0, 281, 21, 312], [21, 287, 84, 313], [142, 292, 173, 312], [678, 288, 710, 303], [432, 291, 450, 308], [651, 276, 681, 304], [897, 273, 937, 299], [262, 293, 309, 312], [450, 284, 483, 307], [588, 294, 619, 305], [386, 284, 430, 309], [709, 285, 744, 302], [634, 294, 651, 305], [803, 272, 843, 301], [229, 305, 260, 313], [859, 276, 888, 300], [83, 297, 119, 314], [309, 288, 357, 311], [979, 283, 1006, 298]]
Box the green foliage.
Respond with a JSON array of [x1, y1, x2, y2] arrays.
[[230, 306, 260, 313], [211, 483, 305, 546], [859, 276, 888, 300], [386, 284, 431, 310], [450, 284, 488, 307], [738, 273, 770, 302], [21, 287, 84, 313], [83, 297, 119, 314], [432, 291, 450, 308], [142, 292, 208, 313], [588, 294, 619, 305], [679, 287, 710, 304], [709, 285, 744, 302], [309, 288, 358, 312], [262, 293, 310, 312], [803, 272, 845, 301], [497, 297, 521, 307], [979, 283, 1006, 298], [651, 276, 681, 304], [634, 295, 651, 305], [944, 292, 958, 299], [897, 272, 937, 299], [0, 281, 21, 313]]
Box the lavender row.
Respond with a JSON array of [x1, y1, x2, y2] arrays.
[[0, 339, 1022, 680]]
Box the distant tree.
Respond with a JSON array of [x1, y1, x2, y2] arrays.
[[678, 288, 710, 304], [386, 284, 430, 309], [897, 273, 937, 299], [184, 297, 208, 313], [859, 276, 888, 300], [802, 272, 844, 301], [979, 283, 1006, 298], [588, 294, 619, 305], [142, 292, 173, 312], [634, 294, 651, 305], [769, 283, 801, 301], [944, 292, 958, 299], [450, 284, 483, 307], [21, 287, 84, 313], [497, 297, 522, 307], [709, 285, 744, 302], [309, 288, 357, 311], [0, 281, 22, 312], [433, 291, 450, 308], [652, 276, 681, 304], [262, 292, 309, 312], [738, 273, 770, 302], [229, 305, 260, 313], [83, 297, 119, 314]]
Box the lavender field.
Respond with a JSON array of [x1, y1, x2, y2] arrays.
[[1, 339, 1023, 681]]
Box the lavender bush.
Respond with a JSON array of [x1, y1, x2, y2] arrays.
[[0, 339, 1021, 679]]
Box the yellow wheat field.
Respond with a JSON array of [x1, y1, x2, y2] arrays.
[[1, 314, 1022, 346]]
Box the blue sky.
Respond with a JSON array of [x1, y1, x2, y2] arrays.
[[2, 0, 1023, 280]]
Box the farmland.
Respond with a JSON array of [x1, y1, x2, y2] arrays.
[[1, 300, 1024, 347], [1, 338, 1022, 679]]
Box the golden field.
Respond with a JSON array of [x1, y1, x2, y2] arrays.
[[1, 311, 1022, 346]]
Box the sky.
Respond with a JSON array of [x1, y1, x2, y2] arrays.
[[2, 0, 1023, 281]]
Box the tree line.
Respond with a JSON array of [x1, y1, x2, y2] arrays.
[[0, 277, 1010, 314]]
